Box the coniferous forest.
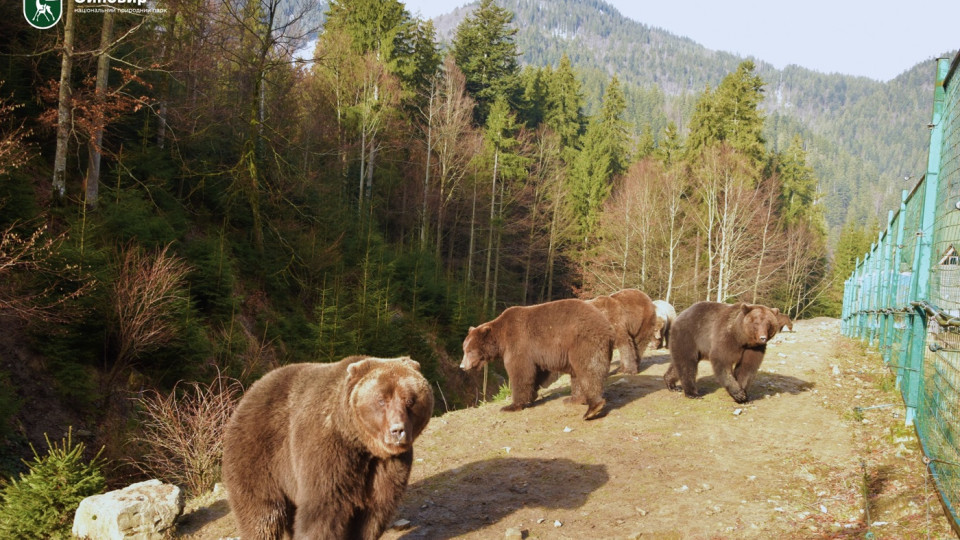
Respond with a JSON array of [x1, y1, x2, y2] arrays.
[[0, 0, 948, 529]]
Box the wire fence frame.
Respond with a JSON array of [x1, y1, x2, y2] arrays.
[[842, 54, 960, 533]]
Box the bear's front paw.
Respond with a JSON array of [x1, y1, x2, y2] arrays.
[[682, 390, 702, 399], [563, 395, 587, 406], [501, 403, 525, 412], [731, 392, 749, 403]]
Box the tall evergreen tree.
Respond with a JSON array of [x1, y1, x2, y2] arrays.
[[544, 54, 585, 157], [568, 76, 630, 240], [325, 0, 408, 58], [452, 0, 521, 123], [687, 60, 766, 166], [777, 135, 822, 229]]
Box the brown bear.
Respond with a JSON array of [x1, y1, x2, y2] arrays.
[[664, 302, 781, 403], [587, 289, 659, 374], [459, 298, 614, 420], [222, 356, 434, 540], [652, 299, 677, 349], [777, 312, 794, 332]]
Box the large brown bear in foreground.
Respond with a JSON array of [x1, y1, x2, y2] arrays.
[[664, 302, 781, 403], [588, 289, 659, 374], [460, 299, 614, 420], [222, 356, 434, 540]]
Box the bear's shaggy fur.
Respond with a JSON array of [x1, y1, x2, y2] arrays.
[[664, 302, 781, 403], [776, 312, 793, 332], [652, 300, 677, 349], [460, 298, 614, 420], [587, 289, 659, 374], [222, 356, 433, 540]]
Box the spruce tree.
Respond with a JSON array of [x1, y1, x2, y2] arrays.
[[777, 135, 822, 229], [687, 60, 766, 166], [452, 0, 521, 123], [544, 54, 585, 158]]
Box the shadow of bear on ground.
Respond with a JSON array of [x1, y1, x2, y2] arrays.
[[394, 457, 609, 539], [691, 371, 815, 400]]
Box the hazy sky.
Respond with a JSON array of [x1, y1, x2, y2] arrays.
[[402, 0, 959, 82]]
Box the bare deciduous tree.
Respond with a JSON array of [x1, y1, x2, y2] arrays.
[[0, 223, 91, 322], [111, 244, 190, 382], [131, 373, 242, 495]]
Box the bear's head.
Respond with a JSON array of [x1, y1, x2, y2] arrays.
[[737, 303, 781, 347], [459, 324, 498, 371], [346, 356, 434, 459]]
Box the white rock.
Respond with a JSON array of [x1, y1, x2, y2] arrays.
[[563, 426, 573, 433], [554, 520, 562, 527], [733, 408, 743, 416], [72, 480, 183, 540], [392, 519, 411, 530]]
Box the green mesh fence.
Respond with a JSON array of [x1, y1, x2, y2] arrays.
[[842, 54, 960, 532]]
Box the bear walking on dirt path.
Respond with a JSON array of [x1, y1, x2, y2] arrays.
[[459, 298, 615, 420], [776, 312, 794, 332], [588, 289, 659, 374], [653, 299, 677, 349], [222, 356, 434, 540], [664, 302, 781, 403]]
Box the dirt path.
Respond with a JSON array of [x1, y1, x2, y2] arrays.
[[177, 318, 956, 539]]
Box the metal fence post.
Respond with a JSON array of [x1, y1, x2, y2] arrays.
[[884, 191, 909, 364], [878, 213, 894, 356]]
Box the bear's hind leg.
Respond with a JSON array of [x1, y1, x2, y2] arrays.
[[575, 352, 609, 420], [663, 363, 681, 391], [618, 342, 639, 375]]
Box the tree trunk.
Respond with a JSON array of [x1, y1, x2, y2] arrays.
[[84, 9, 115, 210], [421, 86, 434, 251], [52, 0, 76, 201], [483, 149, 498, 315], [466, 179, 477, 285]]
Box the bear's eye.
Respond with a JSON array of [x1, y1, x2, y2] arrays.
[[405, 396, 415, 408], [377, 396, 386, 407]]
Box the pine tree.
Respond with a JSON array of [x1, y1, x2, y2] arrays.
[[777, 135, 822, 229], [568, 76, 630, 240], [452, 0, 521, 123], [544, 54, 585, 155], [595, 76, 630, 178], [687, 60, 766, 167], [325, 0, 408, 58]]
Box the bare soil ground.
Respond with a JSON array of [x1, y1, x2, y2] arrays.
[[176, 318, 957, 539]]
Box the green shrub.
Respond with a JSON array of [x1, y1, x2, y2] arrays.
[[492, 382, 511, 402], [0, 429, 105, 539]]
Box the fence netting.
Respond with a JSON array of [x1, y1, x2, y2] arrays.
[[843, 54, 960, 532]]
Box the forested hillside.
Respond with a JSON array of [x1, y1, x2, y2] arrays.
[[0, 0, 944, 528], [435, 0, 943, 232]]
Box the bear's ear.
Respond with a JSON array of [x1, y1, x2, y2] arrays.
[[468, 326, 476, 332], [401, 357, 422, 372], [346, 357, 376, 388], [771, 307, 780, 315], [738, 303, 750, 315]]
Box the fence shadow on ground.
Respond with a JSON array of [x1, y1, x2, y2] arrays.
[[394, 457, 609, 539]]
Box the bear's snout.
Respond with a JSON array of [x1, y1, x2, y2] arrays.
[[758, 335, 767, 344], [389, 423, 407, 444]]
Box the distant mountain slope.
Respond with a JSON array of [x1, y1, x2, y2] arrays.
[[432, 0, 950, 232]]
